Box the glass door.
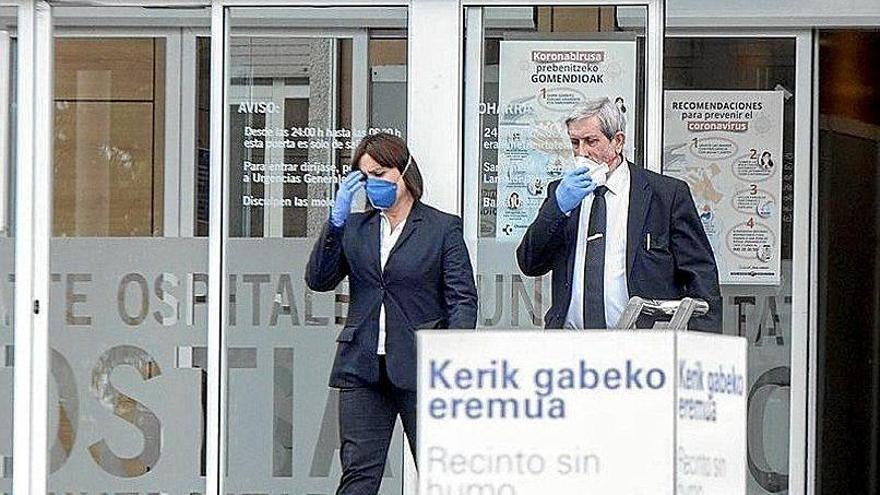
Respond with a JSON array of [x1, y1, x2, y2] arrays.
[[663, 31, 813, 495], [45, 5, 211, 494], [220, 6, 410, 494]]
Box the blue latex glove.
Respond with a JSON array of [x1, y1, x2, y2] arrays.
[[330, 170, 365, 227], [555, 166, 596, 214]]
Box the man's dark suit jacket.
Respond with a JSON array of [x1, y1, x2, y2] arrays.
[[306, 201, 478, 391], [516, 162, 722, 332]]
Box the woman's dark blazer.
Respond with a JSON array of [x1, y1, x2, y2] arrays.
[[305, 201, 478, 391]]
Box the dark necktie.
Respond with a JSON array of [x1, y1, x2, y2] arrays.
[[584, 185, 608, 329]]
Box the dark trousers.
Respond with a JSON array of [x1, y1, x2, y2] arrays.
[[336, 357, 417, 495]]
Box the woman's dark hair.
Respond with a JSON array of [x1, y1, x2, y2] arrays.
[[351, 132, 424, 201]]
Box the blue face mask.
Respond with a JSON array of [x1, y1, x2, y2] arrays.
[[365, 179, 398, 209], [366, 158, 411, 210]]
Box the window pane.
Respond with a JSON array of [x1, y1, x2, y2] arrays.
[[664, 37, 797, 493], [48, 6, 210, 493], [223, 7, 409, 494], [466, 6, 647, 329]]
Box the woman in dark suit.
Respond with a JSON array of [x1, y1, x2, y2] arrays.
[[305, 132, 478, 495]]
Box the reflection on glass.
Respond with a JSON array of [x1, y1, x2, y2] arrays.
[[0, 7, 15, 492], [47, 6, 209, 493], [223, 7, 409, 494], [54, 38, 165, 237]]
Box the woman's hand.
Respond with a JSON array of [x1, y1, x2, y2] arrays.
[[330, 170, 365, 227]]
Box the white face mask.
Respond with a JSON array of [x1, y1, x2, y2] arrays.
[[574, 156, 609, 187]]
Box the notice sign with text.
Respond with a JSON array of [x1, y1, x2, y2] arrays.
[[664, 90, 784, 285], [495, 40, 636, 240], [417, 331, 747, 495]]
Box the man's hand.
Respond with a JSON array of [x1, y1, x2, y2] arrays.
[[555, 166, 596, 214], [330, 170, 365, 227]]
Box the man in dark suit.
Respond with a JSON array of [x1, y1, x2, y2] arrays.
[[517, 97, 721, 332]]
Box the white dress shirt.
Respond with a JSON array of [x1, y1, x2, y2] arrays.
[[564, 162, 631, 329], [377, 213, 406, 355]]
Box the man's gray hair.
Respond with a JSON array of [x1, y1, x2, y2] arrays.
[[564, 97, 626, 141]]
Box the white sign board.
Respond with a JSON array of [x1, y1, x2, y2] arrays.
[[677, 332, 748, 494], [418, 331, 746, 494], [663, 90, 784, 285], [495, 40, 637, 240]]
